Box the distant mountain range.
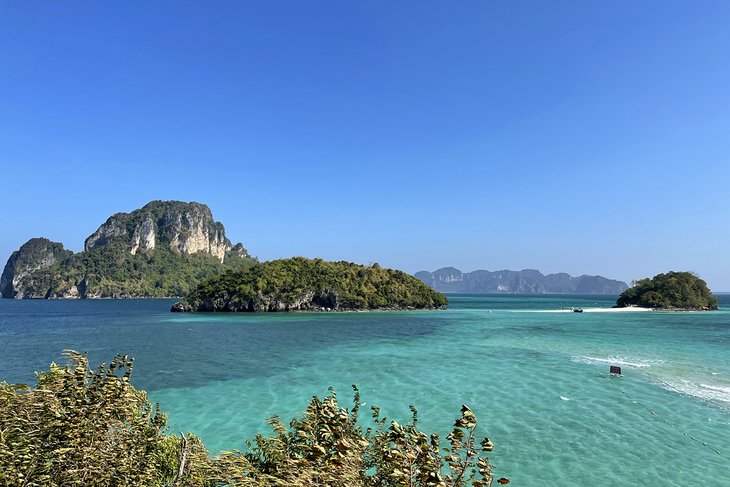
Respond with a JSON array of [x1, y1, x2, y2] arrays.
[[414, 267, 628, 294]]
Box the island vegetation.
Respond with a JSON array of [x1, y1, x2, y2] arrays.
[[615, 271, 718, 310], [20, 245, 254, 299], [172, 257, 448, 312], [1, 201, 256, 299], [0, 352, 506, 486]]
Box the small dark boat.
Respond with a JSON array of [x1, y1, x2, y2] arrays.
[[573, 308, 583, 313]]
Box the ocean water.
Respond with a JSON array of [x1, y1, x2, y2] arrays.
[[1, 294, 729, 486]]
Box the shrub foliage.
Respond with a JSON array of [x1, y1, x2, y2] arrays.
[[0, 352, 505, 486]]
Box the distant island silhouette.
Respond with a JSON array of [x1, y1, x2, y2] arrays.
[[415, 267, 628, 294]]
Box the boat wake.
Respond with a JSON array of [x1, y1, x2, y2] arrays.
[[571, 355, 663, 368], [657, 380, 730, 405], [572, 355, 730, 406]]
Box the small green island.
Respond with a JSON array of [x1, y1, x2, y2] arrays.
[[615, 271, 718, 310], [171, 257, 448, 312]]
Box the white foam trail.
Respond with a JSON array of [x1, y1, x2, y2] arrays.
[[573, 355, 730, 406], [699, 384, 730, 394], [560, 396, 571, 401], [658, 381, 730, 405], [572, 355, 664, 368]]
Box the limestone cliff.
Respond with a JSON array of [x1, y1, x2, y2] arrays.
[[2, 201, 255, 299], [414, 267, 628, 294], [0, 238, 73, 298], [84, 201, 246, 262]]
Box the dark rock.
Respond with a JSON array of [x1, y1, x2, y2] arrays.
[[1, 238, 72, 298]]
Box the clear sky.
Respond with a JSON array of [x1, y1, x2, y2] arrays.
[[1, 1, 729, 289]]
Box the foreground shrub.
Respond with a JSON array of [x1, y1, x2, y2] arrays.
[[0, 352, 506, 486]]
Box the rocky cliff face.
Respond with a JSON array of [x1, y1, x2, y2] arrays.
[[172, 290, 341, 312], [0, 238, 73, 298], [414, 267, 628, 294], [84, 201, 246, 262], [2, 201, 254, 299]]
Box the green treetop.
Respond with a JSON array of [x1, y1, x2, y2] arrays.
[[616, 271, 718, 310], [173, 257, 448, 312]]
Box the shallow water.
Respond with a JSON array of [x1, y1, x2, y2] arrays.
[[1, 294, 729, 486]]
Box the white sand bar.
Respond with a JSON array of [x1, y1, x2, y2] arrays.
[[525, 306, 654, 313]]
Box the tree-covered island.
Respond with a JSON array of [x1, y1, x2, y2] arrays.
[[615, 271, 718, 310], [171, 257, 448, 312]]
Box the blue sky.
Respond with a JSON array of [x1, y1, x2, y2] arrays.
[[1, 1, 729, 289]]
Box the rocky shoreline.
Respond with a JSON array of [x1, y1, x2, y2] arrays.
[[171, 302, 444, 312]]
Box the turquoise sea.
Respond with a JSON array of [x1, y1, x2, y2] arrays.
[[1, 294, 729, 486]]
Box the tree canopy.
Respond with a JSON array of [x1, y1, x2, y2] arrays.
[[615, 271, 718, 310], [173, 257, 448, 312], [23, 245, 255, 298]]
